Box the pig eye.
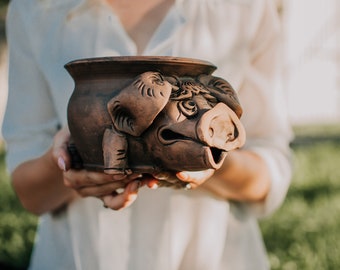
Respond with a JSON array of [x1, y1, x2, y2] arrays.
[[170, 88, 192, 100], [181, 80, 206, 94], [178, 100, 198, 117], [203, 92, 218, 107]]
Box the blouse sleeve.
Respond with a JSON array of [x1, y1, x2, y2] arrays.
[[236, 0, 293, 218], [3, 1, 60, 173]]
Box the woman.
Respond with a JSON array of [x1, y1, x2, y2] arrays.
[[3, 0, 292, 269]]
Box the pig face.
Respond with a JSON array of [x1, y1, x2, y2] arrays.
[[103, 71, 245, 175]]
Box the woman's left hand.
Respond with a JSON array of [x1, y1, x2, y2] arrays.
[[148, 169, 215, 190]]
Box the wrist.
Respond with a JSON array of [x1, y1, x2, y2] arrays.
[[201, 150, 271, 202]]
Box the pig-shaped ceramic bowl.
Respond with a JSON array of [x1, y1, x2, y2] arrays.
[[65, 56, 246, 176]]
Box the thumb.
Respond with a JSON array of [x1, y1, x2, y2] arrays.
[[52, 126, 72, 171], [176, 169, 215, 186]]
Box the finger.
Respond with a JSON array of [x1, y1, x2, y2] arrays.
[[176, 169, 215, 182], [145, 179, 160, 189], [133, 173, 159, 189], [153, 171, 172, 180], [111, 172, 143, 182], [102, 181, 140, 210], [111, 174, 128, 181], [63, 169, 115, 189], [126, 173, 144, 181], [152, 171, 178, 184], [52, 126, 72, 171], [176, 169, 215, 189], [76, 180, 129, 197]]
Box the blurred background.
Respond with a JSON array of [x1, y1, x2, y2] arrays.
[[0, 0, 339, 269]]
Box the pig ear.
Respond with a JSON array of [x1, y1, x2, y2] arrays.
[[199, 75, 243, 118], [107, 72, 172, 136]]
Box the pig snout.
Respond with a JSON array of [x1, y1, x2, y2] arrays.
[[197, 103, 246, 152], [156, 102, 246, 170]]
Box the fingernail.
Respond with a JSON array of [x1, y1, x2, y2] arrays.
[[150, 182, 159, 190], [177, 172, 188, 181], [125, 194, 138, 208], [58, 157, 66, 171], [184, 183, 192, 190], [129, 194, 138, 201], [116, 188, 125, 194]]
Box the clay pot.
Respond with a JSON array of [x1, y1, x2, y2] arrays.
[[65, 56, 245, 175]]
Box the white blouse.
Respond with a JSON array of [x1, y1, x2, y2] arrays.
[[3, 0, 293, 269]]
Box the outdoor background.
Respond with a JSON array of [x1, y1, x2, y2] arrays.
[[1, 0, 340, 269]]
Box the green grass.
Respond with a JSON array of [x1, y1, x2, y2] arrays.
[[0, 143, 37, 270], [260, 126, 340, 270], [0, 125, 340, 269], [0, 0, 8, 46]]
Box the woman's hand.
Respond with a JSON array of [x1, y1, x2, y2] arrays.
[[176, 169, 215, 189], [52, 126, 143, 210], [149, 150, 271, 203], [63, 169, 143, 210], [150, 169, 215, 190]]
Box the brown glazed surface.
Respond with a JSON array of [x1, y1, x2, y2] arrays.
[[66, 56, 246, 175]]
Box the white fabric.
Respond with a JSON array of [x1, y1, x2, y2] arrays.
[[3, 0, 293, 269]]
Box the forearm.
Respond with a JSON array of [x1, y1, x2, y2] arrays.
[[11, 148, 76, 216], [201, 149, 271, 202]]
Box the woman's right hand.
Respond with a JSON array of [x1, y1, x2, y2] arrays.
[[64, 169, 142, 210], [52, 126, 143, 210]]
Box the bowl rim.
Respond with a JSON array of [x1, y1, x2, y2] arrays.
[[64, 56, 217, 78]]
